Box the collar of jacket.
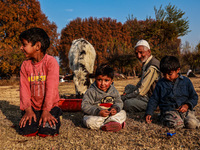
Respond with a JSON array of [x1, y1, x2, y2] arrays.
[[178, 73, 184, 80]]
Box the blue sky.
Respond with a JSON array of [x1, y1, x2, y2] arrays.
[[39, 0, 200, 48]]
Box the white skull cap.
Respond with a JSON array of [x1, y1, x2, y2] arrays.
[[134, 39, 150, 49]]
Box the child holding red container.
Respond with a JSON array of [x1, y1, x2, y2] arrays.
[[81, 64, 126, 132]]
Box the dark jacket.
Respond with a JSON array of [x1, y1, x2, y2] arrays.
[[146, 74, 198, 116]]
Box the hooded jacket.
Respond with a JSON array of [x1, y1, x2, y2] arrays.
[[81, 81, 123, 116]]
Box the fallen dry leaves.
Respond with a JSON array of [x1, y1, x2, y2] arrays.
[[0, 76, 199, 149]]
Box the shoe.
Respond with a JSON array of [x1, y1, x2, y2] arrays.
[[185, 118, 200, 129], [122, 122, 126, 129], [38, 133, 58, 138], [101, 122, 122, 132], [184, 111, 200, 129], [23, 131, 38, 137]]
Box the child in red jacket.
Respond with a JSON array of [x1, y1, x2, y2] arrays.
[[19, 27, 62, 137]]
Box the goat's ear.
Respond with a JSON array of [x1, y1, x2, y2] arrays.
[[88, 73, 95, 78]]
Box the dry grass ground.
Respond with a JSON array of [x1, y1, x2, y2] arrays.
[[0, 76, 200, 150]]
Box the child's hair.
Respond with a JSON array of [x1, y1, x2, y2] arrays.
[[95, 64, 114, 79], [160, 55, 180, 74], [19, 27, 50, 54]]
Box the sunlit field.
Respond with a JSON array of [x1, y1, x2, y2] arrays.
[[0, 76, 199, 149]]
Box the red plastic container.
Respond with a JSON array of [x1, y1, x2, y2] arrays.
[[58, 98, 82, 111]]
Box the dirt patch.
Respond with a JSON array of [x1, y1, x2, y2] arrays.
[[0, 77, 200, 149]]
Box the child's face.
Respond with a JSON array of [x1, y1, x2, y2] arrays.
[[20, 39, 37, 59], [95, 75, 113, 92], [163, 68, 180, 82]]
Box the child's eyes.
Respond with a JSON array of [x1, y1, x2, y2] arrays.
[[97, 79, 110, 82], [22, 43, 26, 46], [164, 73, 172, 76]]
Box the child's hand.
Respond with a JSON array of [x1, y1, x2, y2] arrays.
[[109, 108, 117, 116], [19, 107, 36, 128], [99, 109, 110, 117], [39, 110, 58, 128], [178, 104, 189, 113], [145, 115, 152, 124]]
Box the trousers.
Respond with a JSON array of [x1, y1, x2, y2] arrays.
[[83, 110, 126, 130], [123, 84, 149, 112], [19, 106, 62, 136], [161, 110, 200, 129]]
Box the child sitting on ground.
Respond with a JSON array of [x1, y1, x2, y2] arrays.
[[81, 64, 126, 132], [145, 55, 200, 129], [19, 27, 62, 137]]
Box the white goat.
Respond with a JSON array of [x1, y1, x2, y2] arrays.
[[68, 38, 96, 96]]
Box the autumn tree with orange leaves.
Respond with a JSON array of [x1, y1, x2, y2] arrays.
[[0, 0, 59, 78], [125, 17, 181, 60], [59, 17, 182, 74], [59, 4, 190, 75], [58, 17, 133, 74]]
